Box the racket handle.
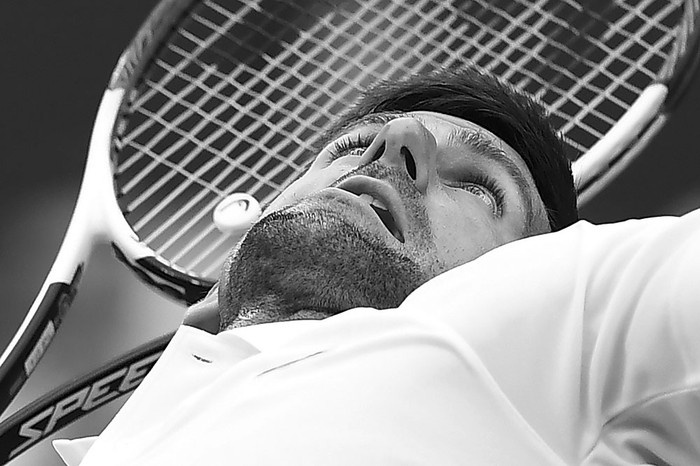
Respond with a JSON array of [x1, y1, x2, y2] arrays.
[[0, 270, 83, 417]]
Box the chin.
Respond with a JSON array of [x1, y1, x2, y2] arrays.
[[217, 203, 427, 329]]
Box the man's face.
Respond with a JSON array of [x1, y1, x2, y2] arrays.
[[218, 111, 550, 329]]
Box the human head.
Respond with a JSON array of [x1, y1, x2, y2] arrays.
[[319, 67, 578, 231], [216, 67, 578, 330]]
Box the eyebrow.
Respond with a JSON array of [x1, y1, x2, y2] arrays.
[[333, 111, 409, 137], [447, 128, 536, 229]]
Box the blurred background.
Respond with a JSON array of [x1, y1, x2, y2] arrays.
[[1, 1, 699, 464]]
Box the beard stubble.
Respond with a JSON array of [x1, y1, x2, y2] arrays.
[[218, 204, 428, 330]]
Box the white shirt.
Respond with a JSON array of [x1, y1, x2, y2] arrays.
[[55, 211, 700, 465]]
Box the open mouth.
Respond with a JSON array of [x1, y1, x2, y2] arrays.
[[332, 175, 407, 244], [357, 193, 405, 243]]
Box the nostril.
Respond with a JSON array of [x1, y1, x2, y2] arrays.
[[369, 141, 386, 163], [401, 146, 417, 180]]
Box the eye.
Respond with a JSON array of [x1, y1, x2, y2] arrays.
[[461, 183, 497, 212], [328, 134, 374, 161], [447, 175, 504, 216]]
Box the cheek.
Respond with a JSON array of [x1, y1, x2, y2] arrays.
[[426, 193, 508, 267], [264, 179, 306, 215]]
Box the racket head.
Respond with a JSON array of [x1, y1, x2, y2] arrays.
[[106, 0, 700, 303]]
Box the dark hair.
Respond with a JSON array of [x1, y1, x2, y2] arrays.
[[320, 67, 578, 231]]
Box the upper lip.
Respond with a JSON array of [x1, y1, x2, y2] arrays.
[[332, 175, 407, 243]]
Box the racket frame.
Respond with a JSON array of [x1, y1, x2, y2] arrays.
[[0, 333, 172, 462], [573, 84, 669, 204], [0, 0, 210, 419], [0, 88, 132, 417]]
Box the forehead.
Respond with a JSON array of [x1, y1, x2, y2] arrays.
[[410, 111, 511, 144]]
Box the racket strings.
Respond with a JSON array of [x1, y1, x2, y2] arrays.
[[663, 0, 700, 80], [542, 0, 677, 141], [134, 0, 417, 272], [459, 0, 595, 146], [131, 51, 304, 212], [121, 66, 232, 199], [174, 0, 474, 275], [201, 1, 378, 97], [119, 1, 322, 273], [113, 0, 687, 282], [155, 0, 441, 273], [117, 0, 503, 202], [116, 0, 488, 278], [463, 0, 679, 152]]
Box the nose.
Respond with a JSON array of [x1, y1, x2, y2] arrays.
[[358, 117, 438, 193]]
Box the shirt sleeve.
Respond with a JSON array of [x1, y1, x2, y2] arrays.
[[400, 209, 700, 464]]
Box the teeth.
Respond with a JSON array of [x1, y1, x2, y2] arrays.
[[371, 198, 388, 210], [357, 193, 388, 210], [353, 191, 403, 242], [371, 205, 404, 243], [358, 193, 374, 204]]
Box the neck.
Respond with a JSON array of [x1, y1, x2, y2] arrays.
[[223, 307, 331, 331]]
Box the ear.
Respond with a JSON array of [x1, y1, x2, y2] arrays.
[[182, 284, 220, 333]]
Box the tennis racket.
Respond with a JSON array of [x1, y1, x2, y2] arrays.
[[2, 0, 700, 462]]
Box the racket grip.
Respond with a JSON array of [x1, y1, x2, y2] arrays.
[[0, 270, 82, 417]]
